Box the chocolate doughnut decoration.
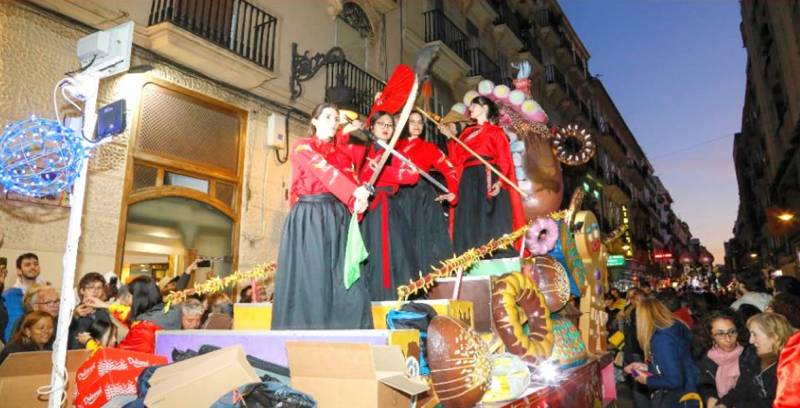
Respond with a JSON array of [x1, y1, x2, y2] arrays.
[[551, 124, 596, 166], [522, 256, 571, 313], [491, 272, 554, 363], [427, 316, 491, 408]]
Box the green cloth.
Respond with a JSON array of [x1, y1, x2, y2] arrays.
[[344, 214, 368, 289]]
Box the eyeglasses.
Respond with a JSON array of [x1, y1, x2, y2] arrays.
[[373, 122, 394, 130], [712, 329, 737, 338], [37, 300, 60, 306]]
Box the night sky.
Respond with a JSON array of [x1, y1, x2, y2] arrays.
[[559, 0, 746, 262]]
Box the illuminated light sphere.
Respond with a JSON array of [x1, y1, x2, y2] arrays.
[[451, 102, 468, 115], [508, 89, 526, 106], [463, 90, 480, 105], [492, 84, 511, 100], [0, 116, 87, 197], [477, 80, 495, 96]]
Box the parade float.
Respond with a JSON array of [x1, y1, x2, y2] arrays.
[[150, 62, 619, 407], [0, 20, 617, 404]]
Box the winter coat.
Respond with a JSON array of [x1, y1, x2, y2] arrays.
[[774, 331, 800, 408], [623, 306, 644, 365], [696, 344, 760, 404], [1, 287, 24, 342], [730, 291, 773, 312], [135, 303, 181, 330], [716, 359, 777, 408], [646, 321, 699, 406]]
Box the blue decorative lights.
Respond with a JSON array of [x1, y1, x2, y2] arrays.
[[0, 116, 88, 197]]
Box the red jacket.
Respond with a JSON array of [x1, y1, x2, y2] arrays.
[[775, 330, 800, 408], [447, 123, 525, 237], [289, 137, 361, 210], [397, 137, 459, 205], [117, 320, 161, 354]]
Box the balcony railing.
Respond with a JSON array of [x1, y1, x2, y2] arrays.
[[148, 0, 278, 71], [492, 1, 521, 38], [424, 9, 469, 64], [467, 47, 502, 83], [534, 8, 556, 27], [544, 65, 566, 89], [325, 59, 385, 117]]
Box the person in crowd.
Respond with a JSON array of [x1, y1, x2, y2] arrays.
[[640, 282, 653, 296], [0, 260, 8, 343], [117, 276, 181, 353], [438, 96, 524, 258], [623, 298, 698, 407], [2, 253, 46, 342], [358, 111, 420, 300], [658, 288, 694, 327], [25, 285, 59, 318], [737, 303, 761, 324], [775, 328, 800, 408], [0, 311, 54, 364], [697, 309, 760, 408], [712, 312, 794, 407], [772, 276, 800, 298], [767, 293, 800, 329], [180, 298, 204, 330], [621, 288, 650, 408], [239, 285, 253, 303], [395, 111, 458, 278], [76, 314, 122, 352], [68, 272, 110, 349], [271, 102, 372, 330], [731, 272, 772, 312]]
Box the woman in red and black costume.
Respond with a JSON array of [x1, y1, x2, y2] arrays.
[[357, 111, 419, 301], [271, 103, 373, 330], [395, 111, 458, 279], [440, 96, 524, 258]]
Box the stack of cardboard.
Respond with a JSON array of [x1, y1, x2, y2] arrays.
[[144, 344, 260, 407]]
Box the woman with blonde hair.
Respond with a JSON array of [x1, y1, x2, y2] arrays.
[[714, 312, 794, 407], [624, 298, 699, 408]]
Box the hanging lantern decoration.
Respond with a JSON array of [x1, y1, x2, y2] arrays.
[[679, 251, 694, 266], [551, 124, 595, 166], [0, 116, 88, 197], [698, 251, 714, 266]]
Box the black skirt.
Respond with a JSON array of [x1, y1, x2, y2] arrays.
[[395, 180, 454, 278], [452, 165, 517, 259], [271, 194, 373, 330], [360, 190, 417, 301]]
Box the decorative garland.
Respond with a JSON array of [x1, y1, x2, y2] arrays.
[[163, 262, 277, 312], [395, 223, 531, 301]]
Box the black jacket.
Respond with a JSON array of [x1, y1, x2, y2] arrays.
[[697, 345, 760, 404], [623, 305, 644, 365], [714, 356, 777, 408], [67, 308, 111, 349]]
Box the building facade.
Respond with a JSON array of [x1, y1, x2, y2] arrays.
[[0, 0, 692, 287], [728, 0, 800, 276]]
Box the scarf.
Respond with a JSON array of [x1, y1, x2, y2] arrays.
[[708, 344, 744, 397]]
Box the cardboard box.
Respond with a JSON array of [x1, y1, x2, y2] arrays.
[[428, 276, 494, 332], [0, 349, 90, 408], [287, 342, 428, 408], [155, 329, 419, 366], [371, 299, 474, 329], [144, 345, 260, 407], [233, 302, 272, 330]]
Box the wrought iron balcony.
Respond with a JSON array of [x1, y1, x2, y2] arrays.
[[325, 59, 385, 117], [492, 1, 521, 38], [467, 47, 503, 83], [424, 9, 470, 64], [533, 8, 555, 27], [148, 0, 278, 71]]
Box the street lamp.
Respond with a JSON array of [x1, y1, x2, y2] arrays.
[[749, 252, 758, 259], [777, 212, 795, 222]]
